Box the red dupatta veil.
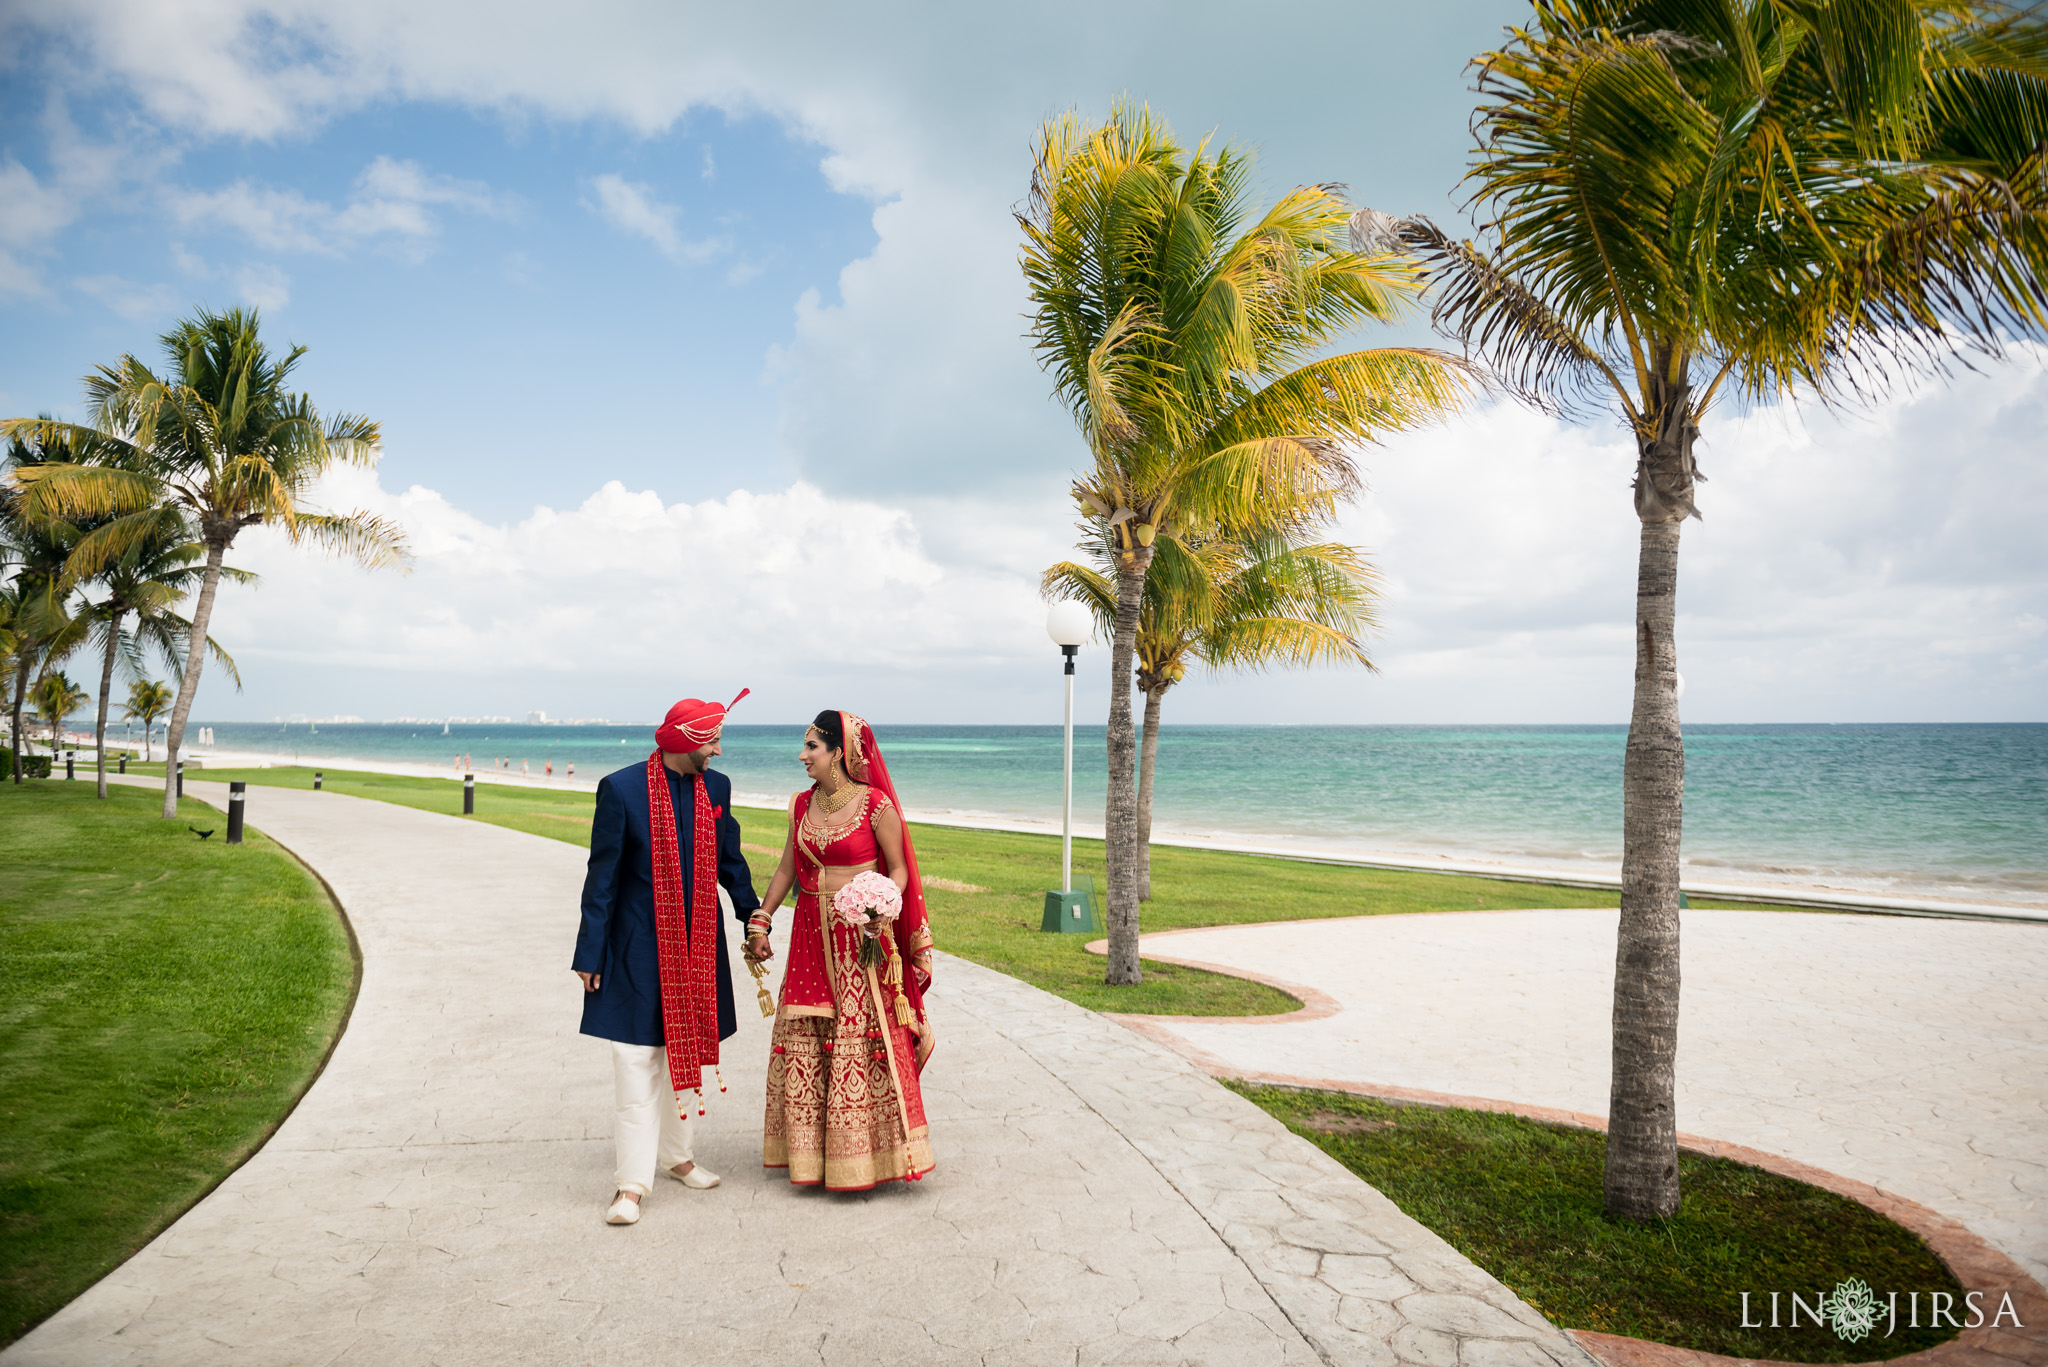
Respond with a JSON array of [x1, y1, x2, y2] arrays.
[[838, 712, 934, 1045]]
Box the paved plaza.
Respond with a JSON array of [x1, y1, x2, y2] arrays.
[[5, 783, 1596, 1367], [1115, 910, 2048, 1289]]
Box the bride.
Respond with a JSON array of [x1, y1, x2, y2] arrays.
[[745, 710, 935, 1189]]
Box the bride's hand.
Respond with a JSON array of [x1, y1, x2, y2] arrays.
[[746, 934, 775, 962]]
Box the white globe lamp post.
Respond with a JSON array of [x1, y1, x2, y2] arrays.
[[1045, 602, 1094, 928]]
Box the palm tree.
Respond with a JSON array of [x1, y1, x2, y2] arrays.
[[0, 583, 22, 764], [2, 425, 90, 782], [6, 306, 409, 817], [1360, 0, 2048, 1219], [74, 510, 246, 797], [125, 679, 174, 763], [1045, 522, 1378, 899], [1018, 104, 1473, 984], [32, 670, 89, 755]]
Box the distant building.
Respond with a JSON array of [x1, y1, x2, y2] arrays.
[[527, 710, 550, 725]]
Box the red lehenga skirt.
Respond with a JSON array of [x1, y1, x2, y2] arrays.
[[763, 889, 934, 1190]]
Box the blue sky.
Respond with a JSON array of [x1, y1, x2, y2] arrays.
[[2, 0, 2043, 726], [1, 92, 878, 511]]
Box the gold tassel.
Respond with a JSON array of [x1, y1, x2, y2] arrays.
[[882, 936, 912, 1025], [746, 955, 775, 1018]]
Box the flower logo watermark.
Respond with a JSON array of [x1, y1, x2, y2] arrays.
[[1823, 1278, 1880, 1343]]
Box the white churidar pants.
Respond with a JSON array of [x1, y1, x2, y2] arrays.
[[610, 1041, 695, 1196]]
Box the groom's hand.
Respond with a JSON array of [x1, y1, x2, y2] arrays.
[[575, 970, 601, 992], [745, 935, 774, 963]]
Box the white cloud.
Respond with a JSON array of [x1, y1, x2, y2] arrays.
[[188, 350, 2048, 726], [0, 250, 51, 299], [234, 262, 292, 310], [74, 273, 182, 319], [205, 468, 1049, 713], [170, 155, 509, 257], [1176, 349, 2048, 723], [0, 100, 193, 295], [0, 157, 80, 296], [587, 173, 728, 264], [0, 156, 78, 249]]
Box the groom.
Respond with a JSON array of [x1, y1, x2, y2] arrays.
[[572, 691, 761, 1226]]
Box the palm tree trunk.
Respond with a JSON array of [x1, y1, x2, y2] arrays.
[[1137, 686, 1164, 901], [1103, 546, 1154, 985], [160, 540, 226, 819], [1604, 385, 1695, 1221], [9, 657, 28, 783], [95, 614, 123, 799]]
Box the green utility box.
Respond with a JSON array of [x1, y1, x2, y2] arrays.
[[1041, 881, 1096, 934]]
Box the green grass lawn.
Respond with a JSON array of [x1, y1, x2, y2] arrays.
[[160, 763, 1813, 1017], [0, 779, 355, 1348], [1231, 1084, 1963, 1364]]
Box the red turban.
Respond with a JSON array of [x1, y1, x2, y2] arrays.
[[655, 688, 750, 754]]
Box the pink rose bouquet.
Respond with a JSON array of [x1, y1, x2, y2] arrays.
[[831, 871, 903, 966]]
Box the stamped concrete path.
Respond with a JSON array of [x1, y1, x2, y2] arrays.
[[1115, 911, 2048, 1289], [7, 782, 1594, 1367]]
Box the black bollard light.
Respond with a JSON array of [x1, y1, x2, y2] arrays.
[[176, 759, 184, 798], [227, 781, 246, 845], [463, 772, 475, 815], [65, 751, 74, 781], [119, 754, 128, 774], [313, 771, 323, 791]]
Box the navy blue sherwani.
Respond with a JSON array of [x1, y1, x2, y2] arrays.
[[573, 761, 761, 1047]]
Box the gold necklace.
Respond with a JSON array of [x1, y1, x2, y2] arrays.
[[814, 778, 863, 816]]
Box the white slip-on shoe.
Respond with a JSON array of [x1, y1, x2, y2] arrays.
[[605, 1194, 642, 1225], [667, 1164, 720, 1189]]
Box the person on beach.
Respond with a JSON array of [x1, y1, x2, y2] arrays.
[[572, 691, 761, 1226], [746, 710, 935, 1189]]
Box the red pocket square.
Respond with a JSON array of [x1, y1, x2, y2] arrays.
[[711, 805, 725, 819]]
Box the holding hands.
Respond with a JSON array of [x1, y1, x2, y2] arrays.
[[746, 907, 775, 962]]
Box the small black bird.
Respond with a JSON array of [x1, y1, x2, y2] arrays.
[[190, 827, 215, 840]]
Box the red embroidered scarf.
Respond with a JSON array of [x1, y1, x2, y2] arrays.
[[645, 751, 720, 1102]]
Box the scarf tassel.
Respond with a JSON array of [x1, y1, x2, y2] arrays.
[[882, 936, 915, 1027]]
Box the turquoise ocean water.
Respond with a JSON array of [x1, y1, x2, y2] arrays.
[[178, 720, 2047, 907]]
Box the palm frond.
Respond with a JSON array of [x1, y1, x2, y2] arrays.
[[287, 509, 412, 569], [1039, 560, 1117, 641]]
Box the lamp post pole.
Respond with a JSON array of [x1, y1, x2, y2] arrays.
[[1061, 642, 1078, 894], [1043, 601, 1094, 933]]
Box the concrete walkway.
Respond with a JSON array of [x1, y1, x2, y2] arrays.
[[6, 782, 1594, 1367], [1114, 910, 2048, 1288]]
